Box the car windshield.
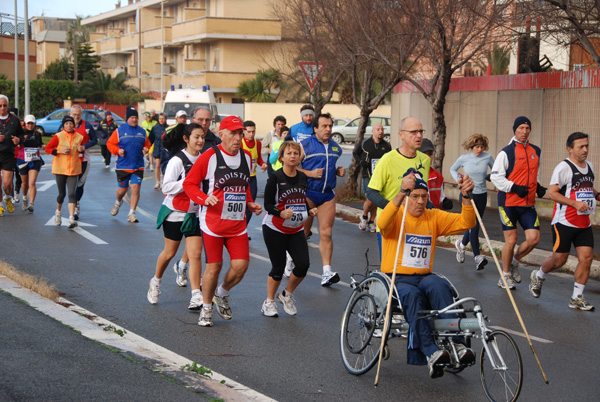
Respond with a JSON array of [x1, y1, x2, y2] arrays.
[[48, 110, 69, 120], [163, 103, 210, 119]]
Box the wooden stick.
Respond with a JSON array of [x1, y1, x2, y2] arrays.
[[471, 202, 549, 384], [374, 195, 408, 386]]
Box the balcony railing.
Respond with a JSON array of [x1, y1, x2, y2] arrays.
[[172, 17, 281, 44]]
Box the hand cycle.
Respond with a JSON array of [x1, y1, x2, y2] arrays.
[[339, 252, 523, 402]]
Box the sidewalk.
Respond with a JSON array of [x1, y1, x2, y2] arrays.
[[336, 200, 600, 279]]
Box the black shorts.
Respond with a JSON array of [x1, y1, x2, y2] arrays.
[[499, 206, 540, 231], [552, 223, 594, 253], [162, 220, 202, 241], [0, 152, 15, 171]]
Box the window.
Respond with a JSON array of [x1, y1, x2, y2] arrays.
[[49, 110, 68, 120]]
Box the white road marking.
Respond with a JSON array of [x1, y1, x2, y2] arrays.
[[0, 275, 275, 402], [36, 180, 55, 192], [490, 326, 553, 344], [44, 216, 108, 245]]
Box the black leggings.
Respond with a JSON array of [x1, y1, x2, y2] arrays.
[[55, 174, 78, 204], [460, 192, 487, 256], [262, 225, 310, 281]]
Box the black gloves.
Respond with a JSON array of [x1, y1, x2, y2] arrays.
[[512, 184, 529, 198], [485, 173, 491, 182], [441, 197, 453, 211], [536, 182, 547, 198]]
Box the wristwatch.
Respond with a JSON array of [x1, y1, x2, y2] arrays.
[[400, 188, 409, 194]]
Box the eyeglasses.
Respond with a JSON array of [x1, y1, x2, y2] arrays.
[[401, 129, 425, 135]]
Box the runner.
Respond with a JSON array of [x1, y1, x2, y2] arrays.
[[379, 168, 476, 378], [241, 120, 267, 227], [0, 94, 23, 216], [183, 116, 263, 327], [298, 113, 346, 287], [147, 123, 205, 310], [107, 106, 151, 223], [353, 123, 392, 232], [150, 113, 168, 189], [529, 132, 597, 311], [261, 141, 318, 317], [16, 115, 44, 212], [450, 134, 495, 270], [286, 105, 315, 143], [420, 138, 451, 210], [97, 112, 118, 169], [262, 115, 286, 179], [141, 111, 157, 171], [44, 115, 84, 229]]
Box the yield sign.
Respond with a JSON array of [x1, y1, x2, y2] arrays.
[[299, 61, 326, 89]]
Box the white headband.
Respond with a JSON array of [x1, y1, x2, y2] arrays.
[[301, 109, 315, 118]]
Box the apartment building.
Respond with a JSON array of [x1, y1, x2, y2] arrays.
[[31, 17, 73, 75], [82, 0, 282, 102]]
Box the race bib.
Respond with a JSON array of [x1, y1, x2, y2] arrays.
[[282, 204, 308, 228], [371, 158, 380, 173], [401, 234, 432, 269], [24, 147, 40, 162], [221, 192, 246, 221], [576, 190, 596, 215]]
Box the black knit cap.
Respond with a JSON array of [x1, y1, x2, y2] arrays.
[[126, 106, 138, 120], [513, 116, 531, 133], [62, 115, 75, 125]]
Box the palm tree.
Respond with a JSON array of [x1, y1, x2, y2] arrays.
[[80, 70, 137, 94], [237, 69, 283, 102], [66, 16, 90, 83]]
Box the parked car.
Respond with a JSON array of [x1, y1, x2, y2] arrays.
[[35, 109, 125, 136], [332, 117, 350, 126], [330, 115, 391, 144]]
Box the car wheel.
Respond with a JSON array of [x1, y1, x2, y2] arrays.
[[383, 134, 390, 143], [36, 126, 46, 136], [331, 133, 344, 144]]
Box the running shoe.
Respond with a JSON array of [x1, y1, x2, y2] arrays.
[[105, 165, 110, 169], [54, 210, 61, 226], [261, 299, 278, 317], [510, 262, 522, 283], [173, 260, 188, 287], [27, 202, 34, 213], [306, 230, 313, 240], [150, 165, 154, 172], [13, 192, 19, 203], [188, 292, 203, 310], [0, 205, 5, 217], [277, 291, 297, 316], [22, 197, 28, 211], [454, 343, 475, 366], [427, 349, 450, 379], [321, 271, 340, 287], [529, 269, 544, 298], [68, 217, 78, 229], [498, 274, 516, 290], [5, 197, 14, 213], [358, 216, 368, 231], [198, 306, 214, 327], [74, 203, 80, 220], [153, 182, 161, 190], [474, 255, 487, 271], [127, 211, 139, 223], [110, 201, 122, 216], [368, 221, 376, 233], [284, 256, 294, 278], [569, 295, 595, 311], [213, 295, 233, 320], [455, 239, 465, 263], [147, 279, 161, 304]]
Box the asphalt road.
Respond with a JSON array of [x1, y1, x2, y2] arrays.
[[1, 153, 599, 401]]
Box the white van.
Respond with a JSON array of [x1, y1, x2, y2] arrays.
[[162, 86, 218, 126]]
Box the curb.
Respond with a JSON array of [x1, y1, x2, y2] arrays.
[[335, 204, 600, 279]]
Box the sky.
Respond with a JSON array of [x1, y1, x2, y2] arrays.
[[1, 1, 115, 20]]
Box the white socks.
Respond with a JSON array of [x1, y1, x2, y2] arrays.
[[216, 285, 229, 297], [572, 283, 585, 299]]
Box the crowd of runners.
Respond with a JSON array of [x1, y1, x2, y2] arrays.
[[0, 93, 597, 332]]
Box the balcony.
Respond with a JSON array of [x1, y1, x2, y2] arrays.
[[90, 32, 107, 41], [171, 17, 281, 44], [143, 26, 172, 47], [98, 37, 121, 54], [184, 59, 206, 71], [151, 16, 174, 29], [120, 33, 139, 51]]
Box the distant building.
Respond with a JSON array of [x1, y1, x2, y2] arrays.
[[82, 0, 282, 102], [0, 15, 36, 81], [31, 17, 74, 76]]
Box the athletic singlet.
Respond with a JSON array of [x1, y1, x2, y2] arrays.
[[551, 159, 596, 228], [262, 169, 309, 234]]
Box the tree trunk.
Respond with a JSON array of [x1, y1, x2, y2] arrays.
[[430, 66, 453, 172], [344, 108, 371, 198]]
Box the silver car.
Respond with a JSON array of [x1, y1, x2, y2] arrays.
[[331, 115, 391, 144]]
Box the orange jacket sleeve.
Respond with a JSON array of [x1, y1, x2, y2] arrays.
[[45, 134, 59, 154], [106, 129, 120, 155]]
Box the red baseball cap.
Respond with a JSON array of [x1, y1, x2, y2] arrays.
[[219, 115, 244, 132]]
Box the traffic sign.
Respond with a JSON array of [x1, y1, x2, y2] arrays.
[[299, 61, 326, 89]]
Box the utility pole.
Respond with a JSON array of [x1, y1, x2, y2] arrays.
[[24, 0, 30, 115], [14, 0, 19, 113]]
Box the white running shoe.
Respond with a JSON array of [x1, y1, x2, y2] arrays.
[[22, 198, 28, 211], [13, 192, 20, 203], [27, 202, 34, 212], [455, 240, 465, 263], [147, 279, 161, 304], [510, 263, 522, 283], [277, 291, 297, 316], [213, 295, 233, 320], [261, 299, 279, 317], [188, 292, 203, 310], [173, 260, 188, 287], [68, 217, 78, 229], [198, 306, 214, 327], [54, 210, 62, 226], [358, 216, 368, 231], [369, 222, 377, 233], [284, 256, 294, 278], [474, 255, 488, 271], [110, 201, 122, 216], [498, 274, 516, 290], [127, 211, 139, 223], [321, 271, 340, 287]]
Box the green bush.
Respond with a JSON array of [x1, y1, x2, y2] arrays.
[[0, 79, 77, 117]]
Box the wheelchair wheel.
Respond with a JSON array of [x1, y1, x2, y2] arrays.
[[480, 330, 523, 402], [340, 292, 390, 375]]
